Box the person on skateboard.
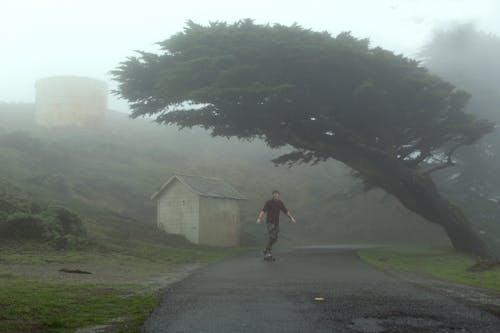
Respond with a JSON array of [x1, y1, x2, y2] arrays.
[[256, 190, 296, 258]]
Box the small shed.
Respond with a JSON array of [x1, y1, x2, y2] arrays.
[[151, 174, 245, 246]]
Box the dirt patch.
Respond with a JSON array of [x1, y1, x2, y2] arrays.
[[73, 317, 129, 333], [0, 260, 203, 291], [467, 259, 500, 272]]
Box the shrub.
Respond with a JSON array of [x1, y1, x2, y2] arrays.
[[42, 206, 87, 238], [0, 204, 87, 249], [41, 207, 87, 249], [0, 198, 17, 214], [0, 212, 45, 240]]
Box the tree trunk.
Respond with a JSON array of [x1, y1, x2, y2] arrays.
[[388, 170, 497, 260], [302, 136, 499, 261]]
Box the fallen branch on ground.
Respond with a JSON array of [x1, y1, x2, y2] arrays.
[[59, 268, 92, 274]]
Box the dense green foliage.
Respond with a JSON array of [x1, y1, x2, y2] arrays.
[[113, 20, 493, 173], [0, 182, 87, 248]]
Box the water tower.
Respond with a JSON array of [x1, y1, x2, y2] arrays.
[[35, 76, 107, 127]]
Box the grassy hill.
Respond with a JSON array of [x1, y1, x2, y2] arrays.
[[0, 103, 449, 247]]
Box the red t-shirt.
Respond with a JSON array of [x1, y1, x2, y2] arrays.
[[262, 199, 289, 224]]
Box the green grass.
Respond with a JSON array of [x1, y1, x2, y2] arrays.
[[0, 241, 246, 333], [0, 239, 244, 264], [359, 247, 500, 291], [0, 275, 157, 333]]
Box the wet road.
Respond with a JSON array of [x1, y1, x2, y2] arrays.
[[141, 246, 500, 332]]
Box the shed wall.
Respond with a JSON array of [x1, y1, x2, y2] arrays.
[[157, 179, 200, 243], [199, 196, 240, 247]]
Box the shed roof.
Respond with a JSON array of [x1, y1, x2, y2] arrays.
[[151, 174, 245, 200]]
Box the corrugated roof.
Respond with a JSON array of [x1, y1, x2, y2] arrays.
[[151, 174, 245, 200]]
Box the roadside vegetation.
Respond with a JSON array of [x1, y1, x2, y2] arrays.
[[1, 185, 87, 249], [359, 248, 500, 291], [0, 185, 243, 332], [0, 239, 243, 333], [0, 274, 156, 333]]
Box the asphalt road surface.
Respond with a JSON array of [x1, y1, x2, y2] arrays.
[[142, 246, 500, 332]]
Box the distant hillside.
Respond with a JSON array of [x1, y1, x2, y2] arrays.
[[0, 103, 448, 246]]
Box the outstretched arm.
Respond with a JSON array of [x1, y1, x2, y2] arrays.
[[257, 201, 269, 224], [281, 201, 296, 224], [256, 210, 265, 224]]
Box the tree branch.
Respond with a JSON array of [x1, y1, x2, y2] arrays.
[[404, 149, 430, 167], [421, 142, 465, 176], [422, 160, 455, 175]]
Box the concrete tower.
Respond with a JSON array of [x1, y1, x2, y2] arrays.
[[35, 76, 107, 127]]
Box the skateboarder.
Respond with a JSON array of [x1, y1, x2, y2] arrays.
[[256, 190, 296, 258]]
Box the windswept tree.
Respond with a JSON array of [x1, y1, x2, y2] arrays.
[[113, 20, 496, 260]]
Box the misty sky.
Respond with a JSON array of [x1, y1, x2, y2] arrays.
[[2, 0, 499, 112]]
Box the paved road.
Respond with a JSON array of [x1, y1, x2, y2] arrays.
[[142, 246, 500, 332]]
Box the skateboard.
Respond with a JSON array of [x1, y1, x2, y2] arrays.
[[263, 252, 276, 261]]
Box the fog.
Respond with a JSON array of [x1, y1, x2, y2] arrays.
[[2, 0, 499, 111], [2, 2, 500, 330], [0, 105, 447, 247], [419, 23, 500, 254], [1, 0, 500, 247], [1, 0, 500, 246]]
